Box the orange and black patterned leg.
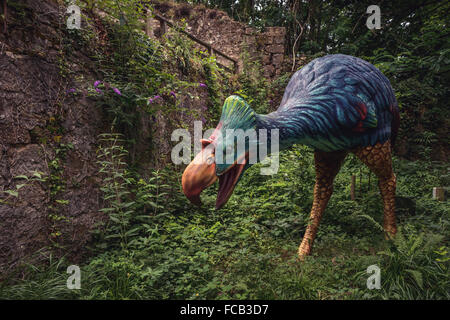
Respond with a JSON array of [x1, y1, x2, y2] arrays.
[[298, 150, 347, 259], [353, 140, 397, 238]]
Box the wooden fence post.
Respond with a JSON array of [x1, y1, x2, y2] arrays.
[[145, 10, 152, 37], [160, 19, 167, 36], [432, 187, 445, 201]]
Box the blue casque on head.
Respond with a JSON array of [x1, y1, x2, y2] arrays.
[[214, 95, 257, 176]]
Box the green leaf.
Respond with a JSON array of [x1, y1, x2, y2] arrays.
[[32, 171, 43, 179], [406, 269, 423, 289], [5, 190, 18, 197], [15, 175, 29, 180]]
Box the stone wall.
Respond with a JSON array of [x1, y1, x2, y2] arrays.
[[0, 1, 107, 273], [0, 0, 286, 274], [0, 0, 219, 274], [149, 1, 287, 79], [243, 26, 286, 78]]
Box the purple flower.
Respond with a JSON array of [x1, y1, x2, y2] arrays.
[[94, 80, 101, 88], [148, 98, 154, 103], [112, 87, 121, 95], [95, 88, 103, 94], [170, 91, 176, 98], [201, 116, 206, 124], [154, 95, 162, 100], [66, 88, 76, 94], [199, 83, 207, 88]]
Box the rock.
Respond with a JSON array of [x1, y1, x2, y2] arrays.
[[0, 0, 105, 274], [265, 27, 286, 37], [264, 65, 275, 78], [157, 2, 286, 80], [274, 35, 285, 44], [262, 54, 271, 65], [266, 44, 284, 54], [272, 54, 284, 65], [244, 27, 256, 35]]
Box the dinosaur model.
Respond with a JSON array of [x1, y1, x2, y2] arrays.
[[182, 54, 400, 259]]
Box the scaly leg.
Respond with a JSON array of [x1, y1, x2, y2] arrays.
[[353, 140, 397, 238], [298, 150, 347, 259]]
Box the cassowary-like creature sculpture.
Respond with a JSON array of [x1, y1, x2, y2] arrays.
[[182, 54, 400, 259]]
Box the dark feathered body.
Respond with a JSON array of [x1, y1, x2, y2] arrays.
[[256, 54, 400, 152]]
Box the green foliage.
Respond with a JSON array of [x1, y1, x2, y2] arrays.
[[0, 252, 77, 300], [360, 224, 449, 299], [79, 252, 149, 299], [0, 149, 73, 242], [80, 5, 232, 166], [365, 2, 450, 159], [189, 0, 450, 160], [3, 142, 447, 300], [96, 133, 134, 250], [235, 48, 271, 114], [0, 171, 45, 204], [47, 143, 74, 240]]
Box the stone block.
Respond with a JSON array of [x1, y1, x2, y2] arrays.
[[245, 27, 256, 35], [262, 54, 271, 64], [265, 26, 286, 37], [264, 64, 275, 78], [273, 35, 285, 44], [272, 54, 284, 65], [266, 44, 284, 54]]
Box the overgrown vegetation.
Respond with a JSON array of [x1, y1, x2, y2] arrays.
[[0, 0, 448, 300], [186, 0, 450, 160], [1, 145, 448, 299]]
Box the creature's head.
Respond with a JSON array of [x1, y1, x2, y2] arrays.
[[182, 95, 257, 209]]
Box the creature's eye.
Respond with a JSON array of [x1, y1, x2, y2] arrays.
[[206, 156, 214, 165]]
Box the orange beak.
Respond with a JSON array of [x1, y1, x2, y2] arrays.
[[181, 139, 217, 206], [182, 139, 248, 209]]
